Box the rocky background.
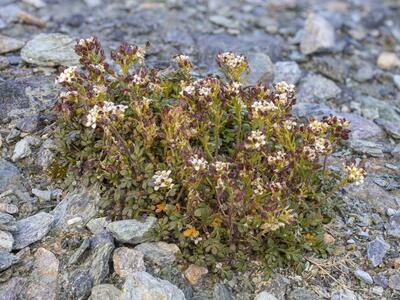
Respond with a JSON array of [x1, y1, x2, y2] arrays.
[[0, 0, 400, 299]]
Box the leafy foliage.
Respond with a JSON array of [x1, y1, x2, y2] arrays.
[[52, 37, 365, 276]]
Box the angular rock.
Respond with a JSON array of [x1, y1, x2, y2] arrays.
[[331, 289, 357, 300], [0, 159, 23, 193], [339, 113, 385, 141], [106, 216, 156, 244], [13, 212, 53, 250], [11, 136, 41, 162], [0, 35, 24, 54], [297, 74, 341, 102], [213, 283, 232, 300], [87, 217, 109, 234], [0, 203, 18, 215], [22, 248, 59, 300], [135, 241, 180, 266], [368, 237, 390, 267], [378, 120, 400, 139], [377, 52, 400, 70], [288, 288, 319, 300], [0, 230, 14, 251], [313, 56, 347, 83], [388, 273, 400, 290], [113, 247, 145, 278], [21, 33, 79, 66], [349, 140, 384, 157], [392, 143, 400, 158], [121, 271, 186, 300], [373, 273, 389, 288], [52, 185, 100, 231], [300, 13, 335, 55], [89, 284, 122, 300], [356, 95, 400, 123], [67, 238, 90, 266], [184, 264, 208, 285], [0, 251, 19, 271], [388, 213, 400, 239], [273, 61, 302, 85], [15, 115, 40, 133], [254, 291, 278, 300], [354, 270, 373, 284], [393, 74, 400, 90], [0, 212, 16, 231], [32, 188, 52, 201], [0, 277, 26, 300], [247, 52, 273, 85]]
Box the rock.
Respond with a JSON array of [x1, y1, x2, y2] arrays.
[[254, 291, 279, 300], [0, 277, 26, 300], [89, 284, 122, 300], [32, 188, 52, 201], [0, 55, 9, 70], [247, 52, 274, 85], [273, 61, 302, 85], [0, 212, 16, 231], [113, 247, 145, 278], [0, 251, 19, 271], [52, 185, 100, 231], [388, 273, 400, 290], [392, 143, 400, 158], [213, 283, 232, 300], [121, 271, 186, 300], [0, 230, 14, 252], [67, 239, 90, 266], [12, 212, 53, 250], [379, 120, 400, 139], [373, 273, 388, 288], [349, 140, 384, 157], [22, 0, 46, 8], [22, 248, 59, 300], [367, 237, 390, 267], [0, 203, 18, 215], [0, 35, 24, 54], [377, 52, 400, 70], [288, 288, 319, 300], [21, 33, 79, 66], [11, 136, 41, 162], [0, 159, 23, 193], [313, 56, 347, 83], [15, 115, 40, 133], [106, 216, 157, 244], [323, 233, 335, 245], [338, 113, 385, 141], [297, 74, 341, 102], [331, 289, 357, 300], [292, 103, 335, 120], [387, 213, 400, 239], [84, 0, 102, 7], [354, 270, 373, 285], [184, 264, 208, 285], [393, 74, 400, 90], [354, 63, 375, 82], [87, 217, 110, 234], [356, 95, 400, 123], [209, 15, 239, 29], [300, 13, 335, 55], [135, 241, 180, 266]]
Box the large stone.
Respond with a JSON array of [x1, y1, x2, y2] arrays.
[[134, 241, 180, 266], [121, 271, 186, 300], [0, 277, 26, 300], [297, 74, 341, 102], [273, 61, 302, 85], [338, 113, 385, 141], [89, 284, 122, 300], [356, 95, 400, 123], [0, 35, 24, 54], [0, 159, 23, 193], [247, 52, 274, 85], [22, 248, 59, 300], [86, 217, 110, 234], [367, 237, 390, 267], [52, 185, 100, 231], [12, 212, 53, 250], [0, 212, 16, 231], [0, 230, 14, 251], [21, 33, 79, 66], [349, 140, 384, 157], [313, 56, 347, 83], [213, 283, 232, 300], [0, 251, 19, 271], [300, 13, 335, 55], [106, 216, 157, 244], [113, 247, 145, 278]]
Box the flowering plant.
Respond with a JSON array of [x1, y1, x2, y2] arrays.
[[52, 37, 365, 276]]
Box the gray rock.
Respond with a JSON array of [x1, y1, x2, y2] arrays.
[[388, 273, 400, 290], [84, 0, 101, 7], [13, 212, 53, 250], [0, 56, 9, 70], [300, 13, 335, 55], [349, 140, 384, 157], [297, 74, 341, 102], [354, 270, 373, 285], [356, 95, 400, 123], [254, 291, 279, 300], [11, 136, 41, 162], [87, 217, 110, 234], [387, 213, 400, 239], [367, 237, 390, 267], [21, 33, 79, 66], [22, 248, 59, 300], [331, 289, 357, 300], [67, 238, 90, 266], [313, 56, 347, 83], [106, 216, 157, 244], [209, 15, 239, 29], [288, 288, 319, 300], [15, 115, 40, 133], [113, 247, 145, 278], [392, 143, 400, 158], [134, 241, 180, 266], [292, 103, 335, 120], [0, 203, 18, 215], [0, 277, 26, 300], [273, 61, 302, 85], [353, 63, 375, 82], [393, 74, 400, 90], [373, 273, 388, 288], [378, 120, 400, 139], [213, 283, 232, 300], [0, 212, 16, 231], [0, 251, 19, 271], [0, 35, 24, 54], [247, 52, 273, 85], [0, 230, 14, 251], [32, 188, 52, 201], [89, 284, 122, 300], [121, 271, 186, 300], [339, 113, 385, 141], [52, 185, 100, 231], [0, 159, 23, 193]]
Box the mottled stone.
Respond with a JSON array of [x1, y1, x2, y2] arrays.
[[354, 270, 373, 285], [0, 159, 23, 193], [288, 288, 319, 300], [368, 237, 390, 267], [113, 247, 145, 278], [213, 283, 232, 300], [297, 74, 341, 102], [0, 35, 24, 54], [0, 203, 18, 215], [300, 13, 335, 55], [184, 264, 208, 285], [11, 136, 41, 162], [0, 212, 16, 231], [135, 241, 180, 265], [121, 271, 186, 300], [86, 217, 110, 234], [313, 56, 347, 83], [247, 52, 273, 85], [388, 213, 400, 239], [0, 230, 14, 251], [349, 140, 384, 157], [0, 251, 19, 271], [106, 216, 156, 244], [392, 143, 400, 158], [373, 273, 388, 288], [89, 284, 122, 300], [339, 113, 385, 141], [388, 273, 400, 290], [67, 239, 90, 266], [331, 289, 357, 300], [13, 212, 53, 250], [0, 277, 26, 300], [273, 61, 302, 85]]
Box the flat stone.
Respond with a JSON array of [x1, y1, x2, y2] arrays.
[[378, 120, 400, 139], [273, 61, 302, 84], [288, 288, 319, 300], [373, 273, 388, 288], [0, 212, 16, 231], [0, 35, 24, 54], [134, 241, 180, 266], [388, 273, 400, 290], [356, 95, 400, 123], [313, 56, 347, 83], [377, 52, 400, 70], [67, 239, 90, 266], [89, 284, 122, 300], [388, 213, 400, 239], [331, 289, 357, 300], [213, 283, 232, 300], [184, 264, 208, 285], [0, 159, 23, 193], [22, 248, 59, 300], [21, 33, 79, 67], [368, 237, 390, 267], [0, 277, 26, 300], [121, 271, 186, 300], [297, 74, 341, 102], [338, 113, 385, 141], [52, 185, 100, 231], [106, 216, 156, 244], [354, 269, 373, 285], [0, 251, 19, 271], [32, 188, 52, 201], [247, 52, 273, 85], [11, 136, 41, 162], [86, 217, 109, 234], [393, 74, 400, 90], [0, 203, 18, 215], [0, 230, 14, 251], [254, 291, 278, 300], [13, 212, 53, 250], [300, 13, 335, 55], [349, 140, 384, 157], [392, 143, 400, 158], [113, 247, 145, 278], [15, 115, 40, 133]]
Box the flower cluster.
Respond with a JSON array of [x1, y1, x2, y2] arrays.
[[152, 170, 174, 191], [345, 163, 366, 185], [84, 101, 127, 129], [56, 66, 77, 84], [216, 51, 249, 81], [246, 130, 267, 149]]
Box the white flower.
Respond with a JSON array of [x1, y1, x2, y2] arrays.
[[309, 120, 328, 133], [189, 155, 208, 171], [252, 100, 277, 116], [152, 170, 174, 191], [84, 101, 127, 129], [345, 164, 366, 185], [132, 74, 147, 85], [267, 151, 286, 165], [246, 130, 267, 150], [253, 177, 265, 195], [93, 85, 107, 97], [303, 145, 317, 161], [217, 52, 246, 69], [91, 64, 105, 72], [226, 81, 242, 95], [283, 120, 297, 130], [78, 37, 95, 46], [275, 81, 295, 94], [56, 66, 77, 84], [179, 84, 195, 97], [314, 137, 331, 153], [214, 161, 229, 173]]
